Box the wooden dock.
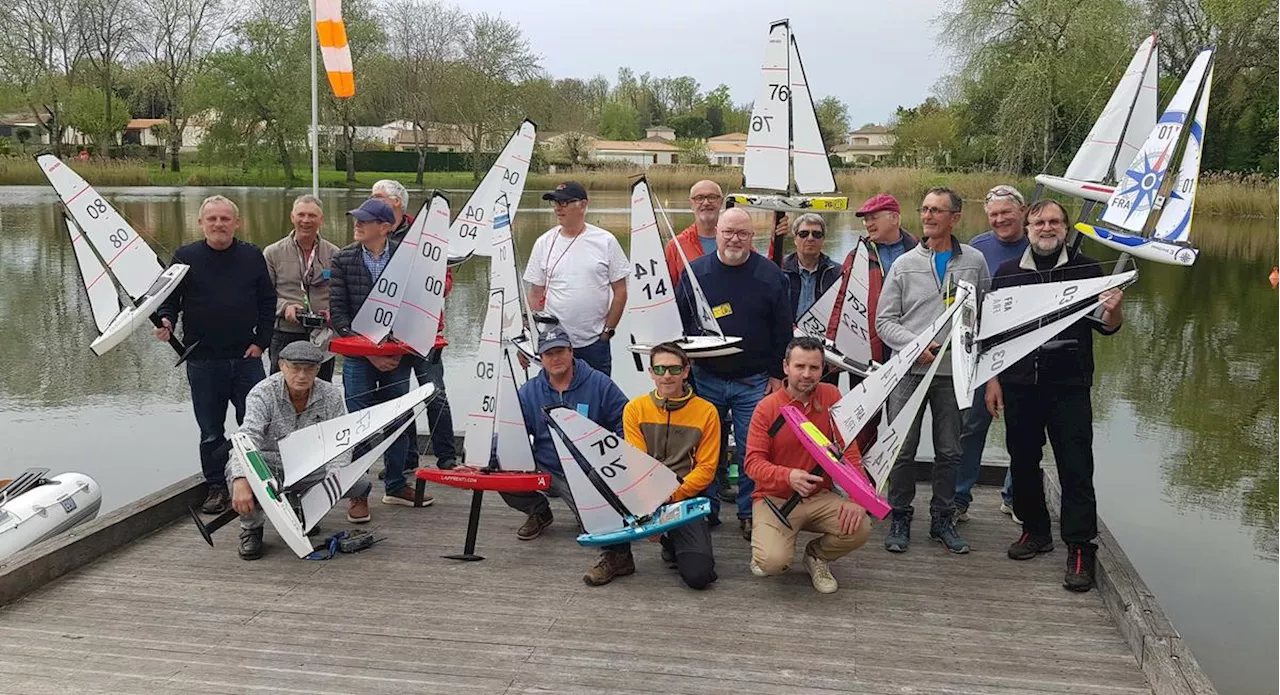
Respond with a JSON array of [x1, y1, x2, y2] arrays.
[[0, 468, 1214, 694]]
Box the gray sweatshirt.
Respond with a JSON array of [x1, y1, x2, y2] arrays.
[[228, 372, 349, 481], [875, 237, 990, 375]]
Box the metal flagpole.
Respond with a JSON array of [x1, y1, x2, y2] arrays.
[[310, 0, 319, 196]]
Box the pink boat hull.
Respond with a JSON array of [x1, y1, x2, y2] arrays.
[[780, 405, 892, 520]]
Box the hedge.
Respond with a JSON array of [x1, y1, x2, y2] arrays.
[[335, 149, 498, 173]]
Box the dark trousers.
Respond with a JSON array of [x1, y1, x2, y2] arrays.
[[342, 356, 414, 494], [658, 517, 716, 589], [268, 330, 334, 381], [884, 373, 962, 520], [186, 357, 266, 485], [574, 339, 612, 376], [1003, 384, 1098, 547], [406, 349, 456, 466]]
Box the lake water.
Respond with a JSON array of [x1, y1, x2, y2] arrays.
[[0, 185, 1274, 694]]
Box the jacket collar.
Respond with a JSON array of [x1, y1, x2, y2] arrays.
[[782, 252, 838, 274], [920, 234, 963, 255], [1018, 244, 1070, 271]]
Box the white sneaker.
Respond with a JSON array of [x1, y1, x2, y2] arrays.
[[749, 560, 766, 577], [803, 553, 838, 594], [1000, 501, 1022, 525]]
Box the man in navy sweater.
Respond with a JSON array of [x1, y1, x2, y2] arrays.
[[675, 207, 793, 540], [156, 195, 275, 515]]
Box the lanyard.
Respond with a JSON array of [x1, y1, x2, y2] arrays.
[[544, 228, 581, 282], [295, 234, 318, 311]]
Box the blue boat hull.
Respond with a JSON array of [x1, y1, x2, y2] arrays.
[[577, 497, 712, 547]]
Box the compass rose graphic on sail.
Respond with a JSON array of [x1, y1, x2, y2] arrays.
[[1117, 149, 1168, 222]]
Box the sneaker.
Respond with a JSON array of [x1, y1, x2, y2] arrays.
[[1000, 501, 1022, 525], [238, 528, 264, 560], [382, 487, 433, 507], [516, 510, 553, 540], [1007, 532, 1053, 560], [718, 485, 737, 503], [930, 517, 970, 554], [202, 486, 230, 515], [884, 514, 911, 553], [749, 560, 766, 577], [1063, 545, 1097, 592], [583, 549, 636, 586], [346, 497, 371, 524], [739, 518, 752, 542], [436, 458, 457, 471], [954, 505, 970, 523], [803, 551, 838, 594]]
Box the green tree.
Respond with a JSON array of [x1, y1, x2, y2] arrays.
[[0, 0, 86, 157], [64, 84, 130, 149], [598, 100, 640, 140], [890, 98, 961, 167], [78, 0, 134, 154], [813, 95, 850, 150], [668, 113, 712, 139]]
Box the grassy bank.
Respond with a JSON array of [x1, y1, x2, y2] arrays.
[[2, 157, 1274, 219]]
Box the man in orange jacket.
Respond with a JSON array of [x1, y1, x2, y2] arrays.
[[744, 336, 872, 593], [663, 179, 790, 284]]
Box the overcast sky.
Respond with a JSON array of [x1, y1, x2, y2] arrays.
[[454, 0, 957, 128]]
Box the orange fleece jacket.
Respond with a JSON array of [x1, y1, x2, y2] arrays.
[[663, 224, 709, 285], [745, 383, 861, 501], [623, 391, 721, 502]]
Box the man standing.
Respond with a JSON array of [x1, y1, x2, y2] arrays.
[[622, 343, 720, 590], [675, 207, 792, 540], [987, 199, 1123, 593], [524, 181, 630, 376], [496, 326, 631, 586], [782, 213, 841, 321], [263, 194, 340, 381], [155, 195, 274, 515], [228, 341, 371, 560], [954, 185, 1028, 522], [664, 179, 789, 284], [875, 187, 989, 555], [745, 337, 871, 594], [372, 179, 458, 471], [328, 198, 429, 508]]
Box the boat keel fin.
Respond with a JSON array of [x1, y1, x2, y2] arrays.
[[189, 506, 238, 547]]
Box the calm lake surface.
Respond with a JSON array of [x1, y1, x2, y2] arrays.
[[0, 185, 1275, 694]]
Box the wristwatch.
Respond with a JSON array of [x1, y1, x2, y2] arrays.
[[602, 326, 616, 339]]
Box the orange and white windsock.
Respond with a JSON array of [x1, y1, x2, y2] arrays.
[[316, 0, 354, 99]]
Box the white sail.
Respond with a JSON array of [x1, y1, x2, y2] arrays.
[[1100, 49, 1214, 233], [788, 33, 836, 194], [391, 192, 451, 355], [546, 406, 679, 520], [834, 242, 872, 365], [976, 271, 1137, 341], [655, 199, 725, 336], [449, 120, 537, 260], [863, 334, 951, 491], [496, 348, 536, 471], [949, 280, 980, 407], [65, 213, 121, 333], [830, 284, 969, 445], [463, 290, 504, 468], [1065, 34, 1159, 184], [279, 382, 436, 487], [550, 428, 624, 535], [1153, 64, 1212, 244], [1119, 41, 1159, 185], [743, 20, 791, 192], [37, 154, 165, 300], [489, 197, 533, 352], [351, 201, 427, 342], [797, 276, 838, 338], [628, 178, 683, 346], [973, 299, 1109, 386]]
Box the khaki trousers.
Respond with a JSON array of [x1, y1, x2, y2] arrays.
[[751, 491, 872, 575]]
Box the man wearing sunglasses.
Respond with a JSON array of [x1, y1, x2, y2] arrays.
[[620, 343, 721, 589], [782, 213, 841, 320]]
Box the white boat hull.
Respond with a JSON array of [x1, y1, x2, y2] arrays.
[[628, 335, 743, 359], [0, 473, 102, 559], [1034, 175, 1115, 204], [511, 332, 541, 364], [1074, 223, 1199, 266], [89, 264, 189, 356]]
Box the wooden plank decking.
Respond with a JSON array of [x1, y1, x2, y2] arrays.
[[0, 477, 1153, 695]]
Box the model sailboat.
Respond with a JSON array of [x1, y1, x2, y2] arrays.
[[446, 119, 537, 265], [794, 240, 873, 376], [490, 195, 540, 363], [37, 154, 195, 362], [625, 176, 742, 367]]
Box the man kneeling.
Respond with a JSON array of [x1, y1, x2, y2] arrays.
[[744, 337, 872, 593], [228, 341, 371, 560]]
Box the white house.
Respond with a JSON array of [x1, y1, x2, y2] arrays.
[[706, 132, 747, 167], [833, 125, 895, 164], [591, 137, 683, 167]]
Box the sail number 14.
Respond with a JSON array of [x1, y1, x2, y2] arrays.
[[634, 258, 669, 301]]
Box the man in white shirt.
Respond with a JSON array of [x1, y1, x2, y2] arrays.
[[524, 181, 630, 376]]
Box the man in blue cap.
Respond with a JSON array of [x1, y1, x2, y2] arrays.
[[328, 198, 431, 509]]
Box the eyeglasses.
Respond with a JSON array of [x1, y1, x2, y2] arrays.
[[691, 194, 723, 204], [795, 229, 825, 239], [919, 206, 954, 216], [552, 200, 579, 208], [1030, 217, 1066, 229], [650, 364, 686, 375], [718, 229, 753, 240]]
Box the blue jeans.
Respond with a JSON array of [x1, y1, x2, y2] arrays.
[[574, 339, 612, 376], [343, 356, 414, 494], [186, 357, 266, 486], [406, 350, 456, 466], [693, 367, 768, 521], [955, 386, 1013, 509]]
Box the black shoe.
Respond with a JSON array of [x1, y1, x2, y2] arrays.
[[238, 528, 264, 560], [202, 486, 230, 515], [436, 458, 457, 470], [1064, 545, 1096, 592], [929, 516, 970, 554], [739, 518, 752, 542], [659, 536, 676, 567], [1007, 532, 1054, 560]]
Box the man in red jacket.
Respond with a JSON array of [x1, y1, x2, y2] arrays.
[[744, 336, 872, 593]]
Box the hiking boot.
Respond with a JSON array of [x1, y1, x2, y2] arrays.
[[1000, 501, 1022, 525], [382, 487, 433, 507], [884, 514, 911, 553], [1064, 545, 1097, 592], [347, 497, 371, 524], [930, 517, 970, 554], [583, 549, 635, 586], [202, 486, 230, 515], [739, 518, 752, 541], [238, 528, 264, 560], [1007, 532, 1053, 560], [803, 549, 838, 594], [953, 505, 970, 523], [516, 509, 553, 540]]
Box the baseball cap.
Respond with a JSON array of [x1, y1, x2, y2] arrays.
[[541, 181, 588, 203], [347, 198, 396, 224], [535, 325, 573, 354], [855, 193, 901, 217], [279, 340, 325, 365]]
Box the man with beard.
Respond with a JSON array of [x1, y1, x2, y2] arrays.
[[985, 199, 1123, 593], [675, 208, 793, 540], [744, 336, 871, 594]]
